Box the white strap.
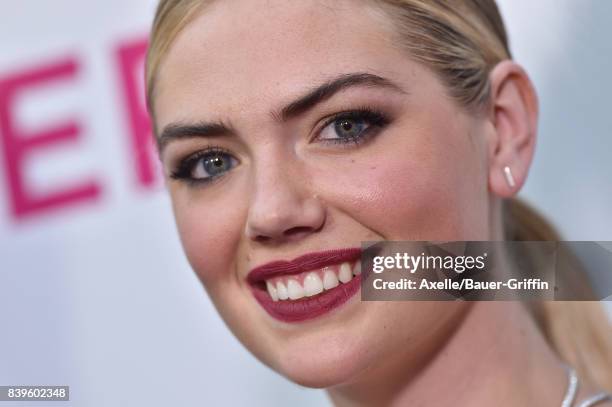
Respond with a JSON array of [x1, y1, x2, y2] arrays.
[[577, 392, 612, 407], [562, 367, 579, 407]]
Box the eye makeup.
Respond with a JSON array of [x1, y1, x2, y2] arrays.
[[169, 146, 238, 187], [314, 106, 392, 147], [167, 105, 394, 187]]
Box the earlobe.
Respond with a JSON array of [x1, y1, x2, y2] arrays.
[[486, 60, 539, 198]]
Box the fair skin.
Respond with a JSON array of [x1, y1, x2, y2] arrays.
[[152, 1, 608, 405]]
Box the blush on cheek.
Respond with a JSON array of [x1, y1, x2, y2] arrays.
[[172, 197, 244, 283], [314, 130, 483, 240], [365, 161, 465, 239], [362, 120, 489, 240]]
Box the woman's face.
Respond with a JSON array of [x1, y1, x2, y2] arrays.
[[154, 0, 492, 387]]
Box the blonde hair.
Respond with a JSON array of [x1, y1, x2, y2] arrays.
[[145, 0, 612, 390]]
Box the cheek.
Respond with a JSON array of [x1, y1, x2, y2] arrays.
[[312, 124, 488, 240], [169, 185, 247, 284]]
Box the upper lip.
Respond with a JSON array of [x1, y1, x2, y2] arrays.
[[247, 247, 362, 284]]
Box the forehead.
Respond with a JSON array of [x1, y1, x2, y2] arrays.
[[154, 0, 406, 127]]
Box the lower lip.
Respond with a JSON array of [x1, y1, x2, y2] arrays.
[[250, 275, 361, 322]]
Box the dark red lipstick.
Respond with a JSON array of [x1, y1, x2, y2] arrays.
[[247, 248, 361, 284], [247, 248, 362, 322]]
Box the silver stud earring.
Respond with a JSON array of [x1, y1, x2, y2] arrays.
[[503, 166, 516, 188]]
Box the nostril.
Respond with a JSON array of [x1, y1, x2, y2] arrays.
[[283, 226, 315, 238], [253, 235, 272, 243], [250, 226, 315, 243]]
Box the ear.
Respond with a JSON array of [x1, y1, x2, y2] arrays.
[[487, 60, 538, 198]]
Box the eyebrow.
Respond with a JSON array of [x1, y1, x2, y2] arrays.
[[158, 121, 232, 151], [157, 72, 407, 151]]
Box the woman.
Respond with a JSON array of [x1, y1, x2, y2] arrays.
[[144, 0, 612, 405]]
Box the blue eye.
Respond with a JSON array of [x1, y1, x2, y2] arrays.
[[171, 148, 237, 184], [196, 153, 234, 178], [318, 108, 390, 145], [333, 118, 367, 139]]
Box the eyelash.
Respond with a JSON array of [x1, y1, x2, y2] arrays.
[[316, 106, 391, 146], [170, 146, 233, 186], [170, 107, 392, 186]]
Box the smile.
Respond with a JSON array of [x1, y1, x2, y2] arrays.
[[247, 248, 362, 322]]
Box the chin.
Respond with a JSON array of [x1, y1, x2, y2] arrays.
[[275, 341, 370, 388], [265, 322, 377, 389]]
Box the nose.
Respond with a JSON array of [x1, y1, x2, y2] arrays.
[[245, 161, 326, 243]]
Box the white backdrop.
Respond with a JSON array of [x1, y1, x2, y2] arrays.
[[1, 1, 610, 406]]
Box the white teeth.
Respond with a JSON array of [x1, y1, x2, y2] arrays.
[[322, 268, 339, 290], [266, 281, 279, 301], [266, 262, 358, 301], [276, 281, 289, 300], [287, 279, 305, 300], [304, 272, 324, 297], [338, 262, 353, 283]]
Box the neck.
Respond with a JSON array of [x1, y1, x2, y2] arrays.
[[327, 302, 569, 407]]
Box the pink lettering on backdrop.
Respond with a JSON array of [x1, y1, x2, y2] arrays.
[[0, 58, 101, 220], [116, 38, 158, 189]]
